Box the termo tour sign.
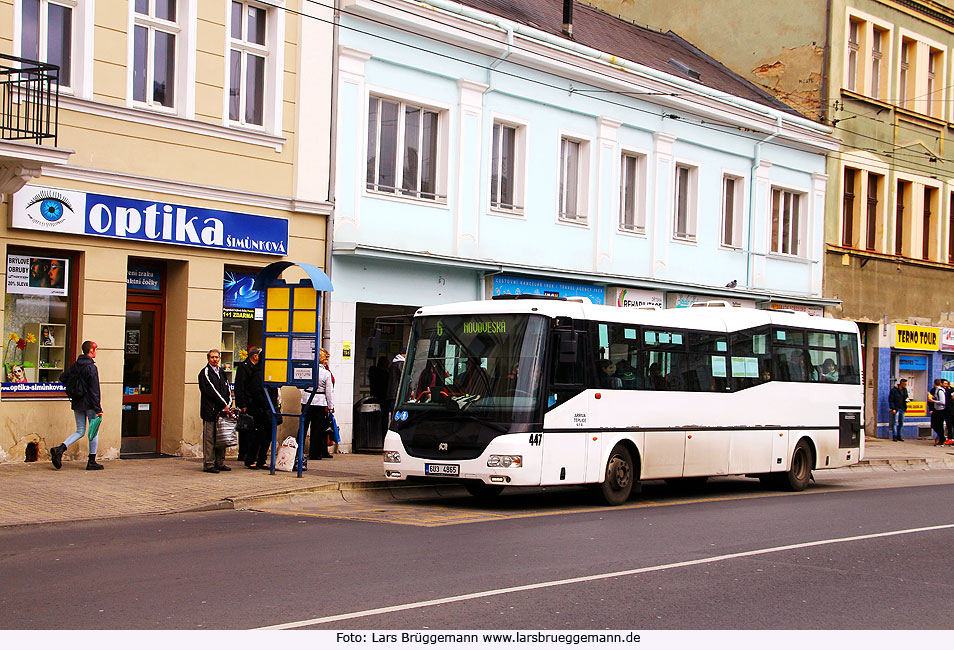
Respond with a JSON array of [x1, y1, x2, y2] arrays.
[[12, 185, 288, 256], [894, 324, 939, 351]]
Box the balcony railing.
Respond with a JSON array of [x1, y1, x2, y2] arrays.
[[0, 54, 59, 146]]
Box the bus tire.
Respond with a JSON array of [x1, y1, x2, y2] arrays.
[[759, 440, 814, 491], [464, 481, 504, 500], [597, 444, 634, 506]]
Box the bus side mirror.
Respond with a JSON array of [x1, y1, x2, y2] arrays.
[[559, 331, 578, 363]]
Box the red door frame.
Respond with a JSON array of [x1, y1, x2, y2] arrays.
[[123, 291, 166, 452]]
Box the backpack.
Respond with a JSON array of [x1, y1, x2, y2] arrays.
[[60, 365, 87, 401]]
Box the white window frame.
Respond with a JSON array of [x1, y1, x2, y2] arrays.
[[720, 171, 745, 249], [489, 116, 526, 216], [558, 134, 590, 224], [843, 10, 892, 101], [365, 92, 448, 204], [224, 0, 284, 134], [770, 186, 806, 257], [14, 0, 93, 99], [672, 161, 698, 242], [127, 0, 196, 117], [619, 149, 647, 234]]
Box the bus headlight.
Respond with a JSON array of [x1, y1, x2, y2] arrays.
[[384, 451, 401, 463], [487, 455, 522, 468]]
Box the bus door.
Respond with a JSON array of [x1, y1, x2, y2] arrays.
[[541, 322, 592, 485]]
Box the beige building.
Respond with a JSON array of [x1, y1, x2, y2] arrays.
[[1, 0, 334, 462], [583, 0, 954, 438]]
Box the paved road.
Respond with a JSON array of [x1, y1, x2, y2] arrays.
[[2, 470, 953, 630]]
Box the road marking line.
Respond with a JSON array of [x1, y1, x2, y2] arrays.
[[256, 522, 954, 630]]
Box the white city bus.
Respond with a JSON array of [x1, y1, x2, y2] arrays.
[[382, 296, 863, 505]]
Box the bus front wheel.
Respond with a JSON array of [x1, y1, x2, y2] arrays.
[[465, 481, 504, 500], [597, 445, 634, 506]]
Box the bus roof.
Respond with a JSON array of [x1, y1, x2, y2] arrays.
[[414, 299, 857, 334]]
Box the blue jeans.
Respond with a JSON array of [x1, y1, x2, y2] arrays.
[[890, 410, 905, 439], [64, 409, 99, 454]]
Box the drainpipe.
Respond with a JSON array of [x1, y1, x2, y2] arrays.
[[323, 2, 341, 352], [746, 114, 783, 290]]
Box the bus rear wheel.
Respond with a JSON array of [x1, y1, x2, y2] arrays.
[[597, 445, 634, 506], [464, 481, 504, 500], [761, 440, 813, 491]]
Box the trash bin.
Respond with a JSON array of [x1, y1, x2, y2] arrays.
[[354, 398, 384, 450]]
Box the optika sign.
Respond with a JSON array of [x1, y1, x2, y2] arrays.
[[12, 185, 288, 256]]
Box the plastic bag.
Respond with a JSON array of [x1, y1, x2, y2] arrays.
[[275, 436, 298, 472], [215, 414, 238, 448], [87, 416, 102, 441]]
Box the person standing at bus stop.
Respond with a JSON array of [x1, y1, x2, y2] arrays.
[[928, 378, 947, 446], [235, 346, 271, 469], [888, 378, 908, 442]]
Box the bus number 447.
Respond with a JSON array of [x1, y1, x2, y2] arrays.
[[528, 433, 542, 446]]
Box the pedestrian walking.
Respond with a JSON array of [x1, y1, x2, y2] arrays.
[[234, 346, 273, 469], [928, 378, 947, 446], [302, 347, 335, 460], [888, 378, 908, 441], [50, 340, 104, 470], [198, 348, 232, 473]]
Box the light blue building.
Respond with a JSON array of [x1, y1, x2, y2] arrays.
[[329, 0, 840, 449]]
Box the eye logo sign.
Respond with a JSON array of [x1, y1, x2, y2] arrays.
[[23, 191, 75, 228]]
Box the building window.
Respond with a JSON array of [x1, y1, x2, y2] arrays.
[[673, 164, 697, 241], [771, 188, 801, 255], [866, 173, 882, 251], [896, 180, 910, 256], [899, 38, 914, 109], [847, 19, 860, 92], [3, 249, 75, 393], [366, 96, 443, 201], [132, 0, 179, 109], [926, 48, 942, 118], [620, 152, 645, 233], [721, 174, 743, 247], [922, 186, 938, 261], [871, 28, 884, 98], [228, 1, 267, 127], [491, 122, 523, 212], [559, 137, 588, 222], [842, 167, 857, 248], [20, 0, 73, 87]]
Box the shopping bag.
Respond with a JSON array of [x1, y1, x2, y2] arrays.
[[86, 416, 102, 441], [275, 436, 298, 472], [215, 413, 238, 448]]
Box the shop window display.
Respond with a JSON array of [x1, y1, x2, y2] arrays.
[[3, 251, 73, 392], [222, 269, 264, 381]]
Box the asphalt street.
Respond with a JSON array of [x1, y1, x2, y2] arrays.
[[2, 470, 953, 630]]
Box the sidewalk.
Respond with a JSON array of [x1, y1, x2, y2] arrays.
[[1, 437, 953, 528]]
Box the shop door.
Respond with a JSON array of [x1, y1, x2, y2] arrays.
[[121, 300, 164, 453]]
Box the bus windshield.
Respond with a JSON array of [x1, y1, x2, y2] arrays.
[[397, 314, 548, 423]]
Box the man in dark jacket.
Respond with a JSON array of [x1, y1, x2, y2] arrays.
[[235, 346, 275, 469], [51, 340, 104, 470], [198, 348, 232, 473], [888, 378, 908, 442]]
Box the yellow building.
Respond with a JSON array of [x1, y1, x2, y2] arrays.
[[0, 0, 333, 462]]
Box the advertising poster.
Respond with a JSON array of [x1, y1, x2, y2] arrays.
[[6, 254, 69, 296]]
